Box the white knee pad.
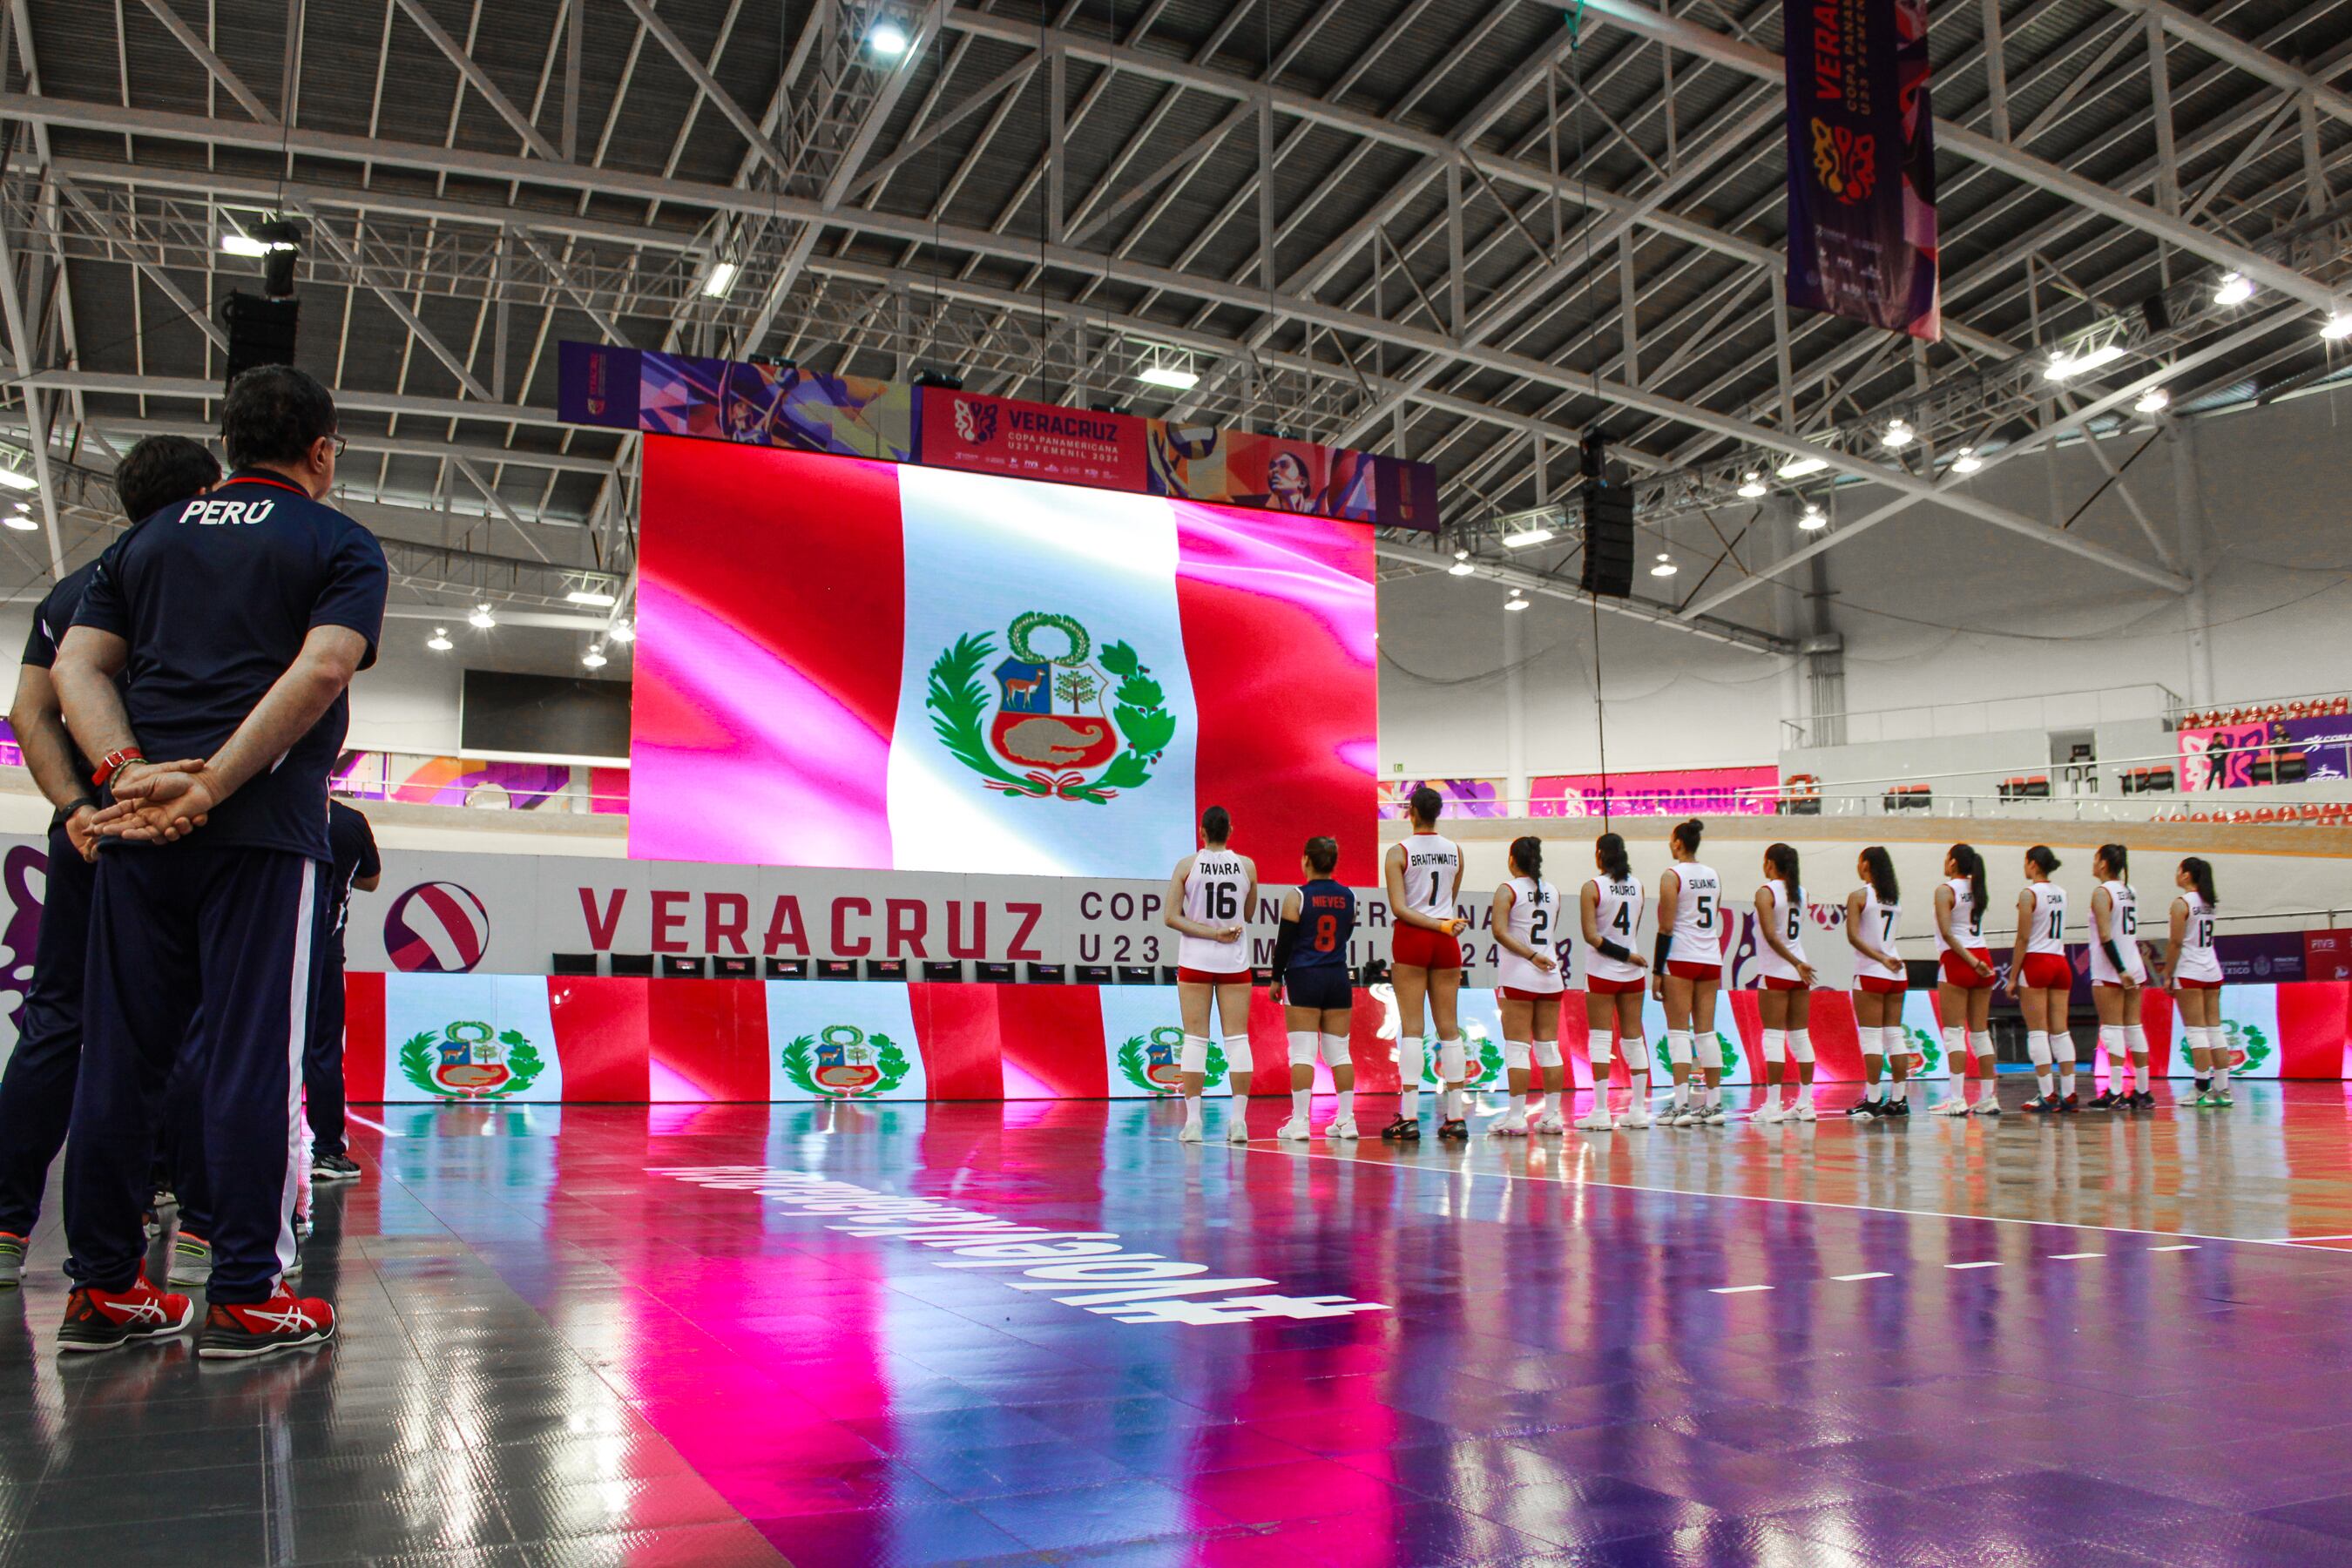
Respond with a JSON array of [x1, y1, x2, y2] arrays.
[[2026, 1031, 2053, 1066], [1180, 1035, 1208, 1074], [1789, 1029, 1814, 1065], [1666, 1029, 1693, 1067], [2052, 1030, 2078, 1067], [1761, 1029, 1786, 1064], [1222, 1033, 1253, 1073], [2125, 1024, 2148, 1056], [1969, 1030, 1994, 1061], [1438, 1038, 1465, 1080], [1587, 1030, 1614, 1069], [1861, 1026, 1886, 1061], [1622, 1034, 1651, 1074], [1288, 1031, 1319, 1068], [1503, 1038, 1532, 1071], [1397, 1035, 1423, 1084], [1532, 1038, 1562, 1070], [2099, 1024, 2125, 1062], [1321, 1032, 1351, 1067]]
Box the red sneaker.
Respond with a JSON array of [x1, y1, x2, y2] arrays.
[[57, 1270, 195, 1353], [198, 1282, 335, 1360]]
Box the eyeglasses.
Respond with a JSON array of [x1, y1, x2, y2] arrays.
[[323, 433, 348, 457]]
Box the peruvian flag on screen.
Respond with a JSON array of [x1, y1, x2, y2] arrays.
[[630, 437, 1377, 878]]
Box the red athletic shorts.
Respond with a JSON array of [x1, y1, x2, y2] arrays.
[[1499, 985, 1564, 1002], [1759, 975, 1807, 992], [1176, 966, 1248, 987], [2020, 952, 2073, 990], [1940, 949, 1993, 988], [1856, 973, 1907, 994], [2177, 977, 2221, 991], [1665, 959, 1720, 982], [1586, 975, 1646, 996], [1392, 924, 1464, 970]]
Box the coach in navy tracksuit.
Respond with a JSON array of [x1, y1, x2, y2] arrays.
[[0, 436, 221, 1288], [52, 366, 387, 1358], [307, 799, 380, 1184]]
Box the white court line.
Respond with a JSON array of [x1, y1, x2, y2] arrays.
[[1832, 1272, 1893, 1281], [345, 1109, 395, 1136], [1710, 1284, 1773, 1294], [1946, 1260, 2001, 1270], [1242, 1142, 2345, 1254], [2050, 1252, 2105, 1260]]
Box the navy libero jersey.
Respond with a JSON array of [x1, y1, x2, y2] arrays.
[[21, 559, 104, 790], [1287, 878, 1356, 972], [326, 800, 380, 936], [74, 470, 388, 862]]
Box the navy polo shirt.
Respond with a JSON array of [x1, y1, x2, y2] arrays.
[[326, 799, 381, 935], [21, 558, 105, 794], [73, 470, 389, 862]]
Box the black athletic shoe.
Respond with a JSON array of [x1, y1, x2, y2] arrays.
[[1380, 1116, 1422, 1141], [2022, 1093, 2056, 1115], [310, 1152, 362, 1183], [2058, 1092, 2079, 1114], [1881, 1099, 1911, 1119], [1436, 1118, 1470, 1141], [2130, 1090, 2156, 1112], [2193, 1075, 2211, 1095], [2085, 1089, 2125, 1111], [1844, 1098, 1880, 1119]]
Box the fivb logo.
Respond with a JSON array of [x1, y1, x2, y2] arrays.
[[182, 498, 277, 526]]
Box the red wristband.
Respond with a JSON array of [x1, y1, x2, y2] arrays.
[[91, 747, 145, 789]]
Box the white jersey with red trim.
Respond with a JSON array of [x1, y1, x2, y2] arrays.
[[1178, 850, 1252, 975], [1943, 875, 1987, 952], [2173, 890, 2221, 983], [1397, 834, 1463, 925], [2087, 879, 2147, 983], [1585, 874, 1646, 984], [2024, 882, 2068, 956], [1856, 884, 1903, 976], [1665, 862, 1724, 966], [1495, 876, 1566, 994], [1754, 881, 1808, 982]]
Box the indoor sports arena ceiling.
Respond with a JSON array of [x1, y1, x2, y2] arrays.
[[1, 0, 2348, 649]]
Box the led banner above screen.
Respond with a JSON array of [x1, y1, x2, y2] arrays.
[[558, 341, 1441, 531], [629, 437, 1380, 879]]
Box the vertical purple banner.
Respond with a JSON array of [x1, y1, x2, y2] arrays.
[[1784, 0, 1940, 341]]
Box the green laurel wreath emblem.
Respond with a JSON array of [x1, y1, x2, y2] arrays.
[[1420, 1028, 1506, 1089], [1909, 1027, 1943, 1071], [2220, 1020, 2271, 1077], [1118, 1025, 1225, 1094], [924, 612, 1174, 805], [1715, 1031, 1740, 1073], [398, 1019, 544, 1100], [779, 1024, 912, 1099]]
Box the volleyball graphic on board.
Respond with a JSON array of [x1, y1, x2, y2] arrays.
[[384, 881, 490, 973]]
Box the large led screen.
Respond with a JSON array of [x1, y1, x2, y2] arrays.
[[631, 436, 1378, 878]]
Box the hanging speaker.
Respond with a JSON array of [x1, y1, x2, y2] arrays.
[[2140, 292, 2173, 335], [1578, 476, 1636, 598], [221, 292, 301, 389]]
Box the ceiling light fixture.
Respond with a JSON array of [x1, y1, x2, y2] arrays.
[[1798, 504, 1828, 531], [1500, 525, 1554, 549], [427, 628, 453, 652], [220, 232, 271, 258], [2213, 272, 2254, 307], [565, 587, 618, 607], [2135, 388, 2170, 414], [1, 510, 36, 532], [468, 605, 497, 630], [1447, 559, 1477, 577], [1736, 471, 1767, 498], [607, 619, 637, 645], [582, 646, 609, 670], [1882, 418, 1913, 450], [0, 468, 36, 491], [1137, 363, 1200, 390], [2322, 314, 2352, 341], [1951, 447, 1984, 474], [868, 21, 910, 56], [2044, 342, 2127, 381], [1504, 591, 1531, 612], [701, 260, 739, 299], [1775, 453, 1831, 479], [1650, 552, 1678, 578]]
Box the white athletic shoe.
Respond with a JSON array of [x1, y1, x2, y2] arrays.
[[1794, 1101, 1817, 1123], [1755, 1102, 1787, 1125], [1619, 1106, 1652, 1130], [1973, 1096, 2003, 1117], [1227, 1121, 1251, 1144], [1276, 1116, 1311, 1141], [1573, 1108, 1613, 1132], [1532, 1112, 1566, 1135], [1670, 1108, 1703, 1126], [1177, 1121, 1203, 1143], [1704, 1105, 1728, 1125], [1489, 1118, 1529, 1138], [1328, 1117, 1360, 1140], [1930, 1098, 1970, 1117]]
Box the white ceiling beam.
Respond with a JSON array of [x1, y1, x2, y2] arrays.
[[2100, 0, 2352, 128]]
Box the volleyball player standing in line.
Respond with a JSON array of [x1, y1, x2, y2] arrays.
[[1383, 787, 1470, 1141], [1652, 820, 1727, 1126], [1272, 837, 1358, 1142], [1577, 833, 1651, 1132], [1166, 807, 1257, 1143], [1844, 848, 1909, 1119], [2085, 844, 2153, 1112], [1930, 845, 2000, 1116], [1489, 837, 1565, 1137], [1751, 844, 1819, 1123], [2163, 858, 2228, 1107], [2011, 846, 2078, 1114]]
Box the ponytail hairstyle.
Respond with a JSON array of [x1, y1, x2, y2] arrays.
[[2095, 842, 2129, 881], [1304, 835, 1339, 875], [1670, 817, 1704, 856], [1861, 845, 1899, 905], [1409, 785, 1443, 828], [1765, 841, 1801, 909], [1200, 805, 1232, 846], [2181, 855, 2219, 909], [1950, 841, 1987, 923], [1595, 831, 1631, 879], [1509, 835, 1543, 882], [2025, 844, 2062, 876]]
